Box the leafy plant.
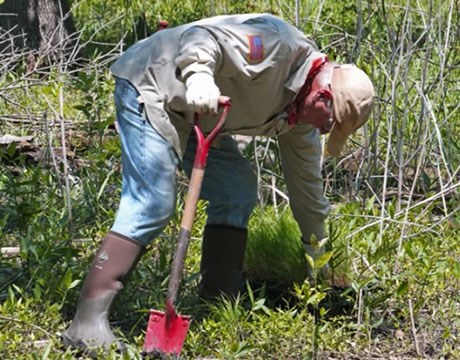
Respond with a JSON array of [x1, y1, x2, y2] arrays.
[[245, 206, 307, 288]]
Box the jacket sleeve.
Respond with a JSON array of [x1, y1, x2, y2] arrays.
[[278, 124, 330, 242], [175, 27, 221, 81]]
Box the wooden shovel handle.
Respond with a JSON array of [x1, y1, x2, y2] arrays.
[[166, 96, 231, 303]]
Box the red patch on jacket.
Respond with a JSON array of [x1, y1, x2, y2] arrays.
[[247, 35, 264, 63]]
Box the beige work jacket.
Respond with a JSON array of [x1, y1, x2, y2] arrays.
[[110, 13, 330, 242]]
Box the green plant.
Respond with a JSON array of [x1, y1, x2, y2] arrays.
[[245, 206, 307, 288]]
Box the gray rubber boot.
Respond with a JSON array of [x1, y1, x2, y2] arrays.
[[62, 231, 144, 351], [199, 224, 247, 300]]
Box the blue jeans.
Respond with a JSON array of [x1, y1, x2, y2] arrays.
[[111, 78, 257, 245]]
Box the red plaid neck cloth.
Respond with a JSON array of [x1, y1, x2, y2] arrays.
[[286, 55, 329, 126]]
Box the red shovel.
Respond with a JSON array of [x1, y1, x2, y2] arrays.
[[142, 97, 232, 357]]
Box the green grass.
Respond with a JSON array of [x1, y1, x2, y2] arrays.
[[1, 196, 459, 359], [245, 206, 307, 289]]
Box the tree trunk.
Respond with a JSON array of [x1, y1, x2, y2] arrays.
[[0, 0, 78, 62]]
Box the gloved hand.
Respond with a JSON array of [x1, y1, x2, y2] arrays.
[[185, 72, 220, 114]]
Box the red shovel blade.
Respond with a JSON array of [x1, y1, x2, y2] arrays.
[[142, 299, 192, 356]]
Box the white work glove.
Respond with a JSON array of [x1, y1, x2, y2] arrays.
[[185, 72, 220, 114]]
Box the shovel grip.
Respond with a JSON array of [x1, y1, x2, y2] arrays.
[[167, 96, 231, 303], [193, 96, 231, 169]]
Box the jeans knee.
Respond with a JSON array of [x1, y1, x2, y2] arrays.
[[238, 170, 258, 226], [112, 180, 177, 246], [207, 169, 257, 228], [240, 171, 258, 211]]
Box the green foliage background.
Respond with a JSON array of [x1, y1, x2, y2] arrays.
[[0, 0, 459, 359]]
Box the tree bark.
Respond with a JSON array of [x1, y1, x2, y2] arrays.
[[0, 0, 78, 60]]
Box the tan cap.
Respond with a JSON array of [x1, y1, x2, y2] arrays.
[[327, 65, 375, 157]]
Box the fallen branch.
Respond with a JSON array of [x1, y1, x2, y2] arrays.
[[0, 315, 52, 336], [1, 247, 20, 257]]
